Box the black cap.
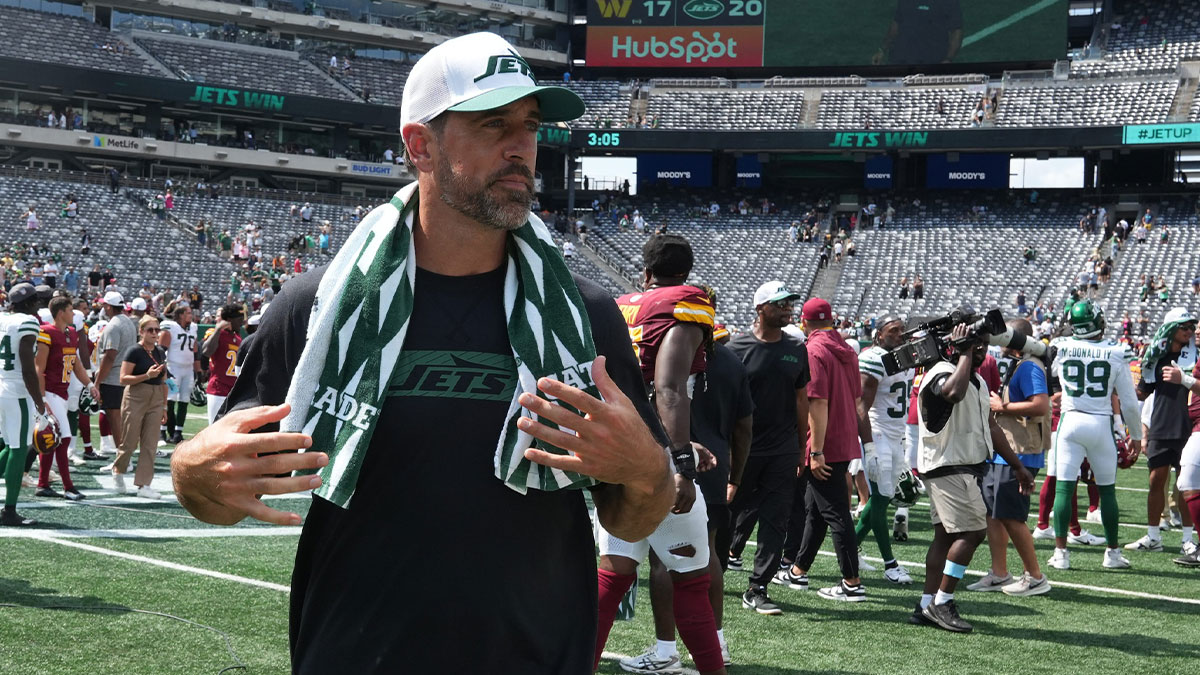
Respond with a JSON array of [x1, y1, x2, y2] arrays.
[[35, 285, 52, 300], [8, 283, 35, 306]]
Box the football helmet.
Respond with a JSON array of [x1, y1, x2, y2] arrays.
[[32, 413, 61, 454], [894, 470, 920, 506], [1069, 300, 1105, 339], [1117, 437, 1138, 469], [190, 379, 207, 407], [78, 386, 101, 415]]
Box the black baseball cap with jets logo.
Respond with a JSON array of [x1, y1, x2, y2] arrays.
[[400, 32, 585, 128]]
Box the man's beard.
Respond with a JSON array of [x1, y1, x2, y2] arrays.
[[436, 160, 533, 231]]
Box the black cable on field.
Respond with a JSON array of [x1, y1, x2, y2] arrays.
[[0, 603, 247, 673]]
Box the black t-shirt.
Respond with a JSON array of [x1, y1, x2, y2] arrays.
[[88, 270, 102, 286], [224, 264, 661, 674], [891, 0, 963, 65], [123, 344, 167, 385], [727, 333, 810, 457], [691, 343, 754, 505], [1138, 352, 1191, 440]]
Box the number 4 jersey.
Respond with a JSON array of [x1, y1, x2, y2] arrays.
[[1051, 337, 1138, 416], [0, 311, 41, 398], [860, 345, 913, 440]]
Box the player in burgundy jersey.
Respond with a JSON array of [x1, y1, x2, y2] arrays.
[[34, 296, 100, 499], [200, 304, 244, 425], [596, 235, 725, 675]]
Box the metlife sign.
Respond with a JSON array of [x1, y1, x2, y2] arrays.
[[925, 153, 1009, 189], [636, 153, 713, 187]]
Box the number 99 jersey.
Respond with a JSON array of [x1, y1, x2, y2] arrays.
[[1051, 337, 1135, 414], [859, 344, 913, 439]]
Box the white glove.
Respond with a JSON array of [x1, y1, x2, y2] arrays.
[[862, 441, 879, 482]]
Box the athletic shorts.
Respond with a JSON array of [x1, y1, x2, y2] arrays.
[[597, 486, 710, 573], [67, 377, 82, 413], [926, 472, 987, 534], [206, 394, 227, 426], [1146, 437, 1185, 470], [0, 396, 32, 451], [1055, 410, 1118, 485], [168, 369, 194, 403], [45, 392, 71, 444], [982, 464, 1037, 521], [866, 433, 905, 498], [1179, 433, 1200, 491], [100, 383, 125, 411]]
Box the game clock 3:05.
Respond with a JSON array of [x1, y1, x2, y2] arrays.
[[587, 132, 621, 147]]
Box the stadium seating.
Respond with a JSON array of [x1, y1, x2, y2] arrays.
[[644, 89, 805, 130], [815, 88, 980, 130], [994, 79, 1177, 127], [136, 35, 358, 101], [310, 55, 412, 106], [0, 6, 162, 78], [542, 81, 631, 128]]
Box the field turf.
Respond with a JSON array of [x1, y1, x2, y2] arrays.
[[1, 412, 1197, 674]]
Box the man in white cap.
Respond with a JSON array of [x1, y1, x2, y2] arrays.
[[172, 32, 675, 673], [94, 291, 137, 458]]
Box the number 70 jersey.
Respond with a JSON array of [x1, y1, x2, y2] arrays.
[[859, 345, 914, 438], [1051, 337, 1136, 414]]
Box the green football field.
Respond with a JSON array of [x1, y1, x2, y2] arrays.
[[1, 411, 1198, 674]]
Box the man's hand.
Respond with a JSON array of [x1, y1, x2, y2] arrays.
[[809, 453, 831, 480], [171, 403, 326, 526], [215, 319, 230, 333], [1013, 464, 1035, 495], [989, 391, 1006, 413], [727, 482, 738, 503], [692, 442, 716, 472], [672, 473, 696, 514], [950, 322, 974, 349], [517, 355, 670, 494], [88, 383, 101, 402], [1163, 364, 1182, 384], [1127, 439, 1143, 463]]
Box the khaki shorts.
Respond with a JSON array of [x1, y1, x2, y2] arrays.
[[926, 472, 987, 533]]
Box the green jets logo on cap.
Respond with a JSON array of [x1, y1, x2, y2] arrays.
[[683, 0, 725, 20], [475, 49, 535, 83]]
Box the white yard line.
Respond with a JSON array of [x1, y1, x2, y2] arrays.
[[0, 526, 301, 539]]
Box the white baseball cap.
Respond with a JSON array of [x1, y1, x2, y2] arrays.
[[103, 291, 124, 306], [72, 309, 84, 332], [1164, 307, 1197, 325], [753, 280, 802, 307], [399, 32, 584, 130], [37, 308, 51, 323], [131, 298, 147, 311]]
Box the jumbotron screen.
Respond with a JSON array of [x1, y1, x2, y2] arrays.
[[585, 0, 1067, 68]]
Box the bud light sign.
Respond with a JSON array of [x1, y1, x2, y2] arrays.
[[926, 153, 1009, 188], [637, 153, 713, 187], [864, 156, 893, 189]]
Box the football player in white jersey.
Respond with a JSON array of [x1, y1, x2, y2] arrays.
[[1047, 301, 1142, 569], [854, 315, 915, 584], [0, 284, 50, 527], [159, 304, 199, 444]]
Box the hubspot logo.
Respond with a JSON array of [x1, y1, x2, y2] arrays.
[[595, 0, 631, 17]]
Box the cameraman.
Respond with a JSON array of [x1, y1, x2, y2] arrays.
[[914, 321, 1034, 633]]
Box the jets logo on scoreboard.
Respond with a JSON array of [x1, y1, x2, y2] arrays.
[[595, 0, 632, 18], [683, 0, 724, 20]]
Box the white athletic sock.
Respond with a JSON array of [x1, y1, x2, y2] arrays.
[[1148, 526, 1161, 540], [655, 640, 678, 659], [934, 590, 954, 606], [919, 593, 933, 609], [1183, 526, 1195, 543], [895, 506, 909, 518], [716, 629, 726, 647]]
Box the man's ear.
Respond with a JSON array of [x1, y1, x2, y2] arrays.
[[402, 122, 436, 173]]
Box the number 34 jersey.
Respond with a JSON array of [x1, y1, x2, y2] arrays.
[[1051, 337, 1137, 415], [0, 312, 41, 399], [860, 345, 914, 439]]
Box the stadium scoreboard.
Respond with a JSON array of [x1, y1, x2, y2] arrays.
[[585, 0, 1067, 69]]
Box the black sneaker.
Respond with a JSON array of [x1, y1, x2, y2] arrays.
[[727, 555, 743, 570], [742, 586, 783, 615], [64, 490, 86, 502], [0, 508, 37, 527], [1174, 551, 1200, 568], [922, 601, 973, 633], [81, 451, 105, 461], [160, 430, 169, 443], [908, 603, 934, 626], [772, 567, 809, 590], [170, 432, 185, 444], [35, 487, 63, 499]]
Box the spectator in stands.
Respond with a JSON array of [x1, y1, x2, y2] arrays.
[[1160, 225, 1171, 244], [44, 261, 57, 289], [913, 275, 924, 300], [834, 240, 844, 263], [899, 275, 909, 299], [107, 167, 120, 194], [1142, 209, 1153, 228], [114, 314, 168, 499], [818, 247, 829, 269], [1138, 311, 1150, 336], [46, 110, 55, 128], [383, 148, 395, 163], [328, 54, 338, 75], [301, 202, 313, 223], [164, 190, 174, 211], [63, 267, 77, 295], [1017, 290, 1027, 316], [21, 205, 38, 232], [1121, 313, 1133, 339], [189, 285, 204, 314], [87, 265, 102, 295]]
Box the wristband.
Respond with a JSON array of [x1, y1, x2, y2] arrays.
[[670, 446, 698, 482], [1183, 372, 1197, 390], [811, 451, 824, 457]]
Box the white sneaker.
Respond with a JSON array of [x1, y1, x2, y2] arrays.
[[1103, 548, 1132, 569], [1084, 509, 1103, 524], [1169, 509, 1183, 528], [21, 473, 35, 488], [1001, 573, 1051, 597], [852, 503, 866, 520], [720, 642, 731, 667], [68, 451, 86, 467], [48, 469, 60, 483], [883, 564, 913, 585], [858, 548, 877, 572], [1032, 525, 1055, 540], [112, 472, 127, 494], [1068, 530, 1105, 546], [136, 486, 162, 500], [100, 437, 117, 455], [966, 571, 1013, 592], [618, 648, 682, 674], [1123, 535, 1163, 552], [1047, 548, 1070, 570], [1182, 540, 1198, 556], [1158, 518, 1172, 531]]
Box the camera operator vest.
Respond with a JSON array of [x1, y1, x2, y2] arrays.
[[917, 359, 993, 475], [996, 355, 1051, 455]]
